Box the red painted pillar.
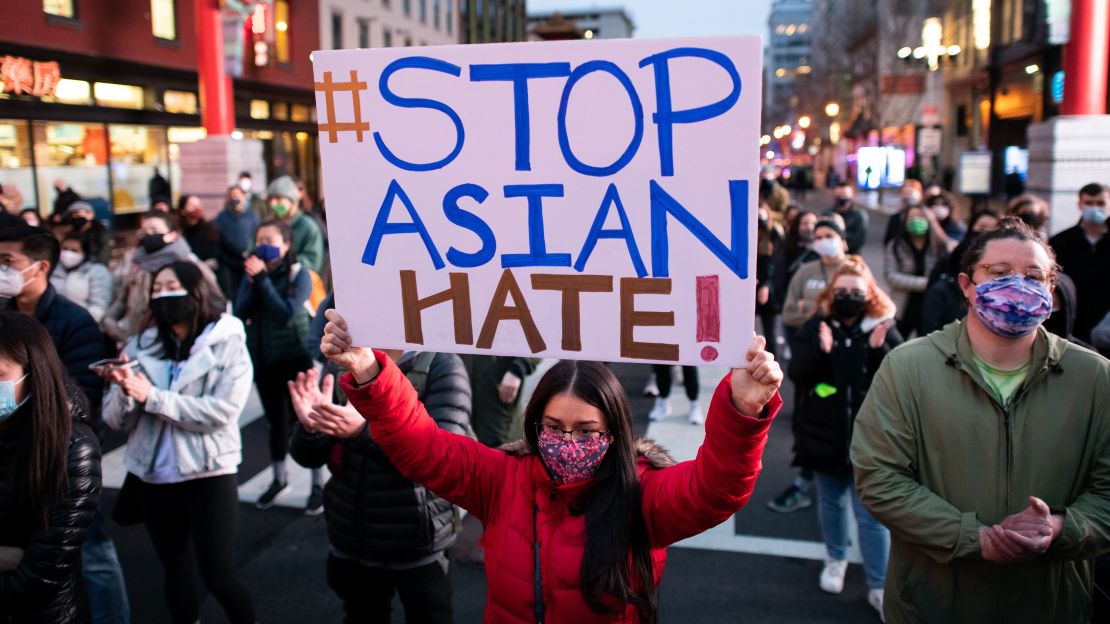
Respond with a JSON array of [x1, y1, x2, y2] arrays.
[[195, 0, 236, 136], [1061, 0, 1110, 115]]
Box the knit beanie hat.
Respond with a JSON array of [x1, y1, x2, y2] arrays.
[[267, 176, 300, 204]]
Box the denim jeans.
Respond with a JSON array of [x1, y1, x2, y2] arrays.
[[83, 508, 131, 624], [813, 470, 889, 590]]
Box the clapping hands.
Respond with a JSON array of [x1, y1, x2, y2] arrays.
[[288, 369, 367, 439]]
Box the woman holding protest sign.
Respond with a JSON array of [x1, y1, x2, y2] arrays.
[[320, 308, 782, 623]]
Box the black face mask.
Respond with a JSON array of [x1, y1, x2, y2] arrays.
[[150, 293, 195, 326], [1017, 212, 1046, 229], [141, 233, 169, 254], [836, 197, 852, 208], [759, 217, 769, 228], [832, 292, 868, 319], [69, 216, 88, 229]]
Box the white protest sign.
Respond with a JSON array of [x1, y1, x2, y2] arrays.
[[313, 36, 762, 366]]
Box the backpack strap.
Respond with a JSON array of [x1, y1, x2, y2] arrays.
[[404, 351, 437, 401]]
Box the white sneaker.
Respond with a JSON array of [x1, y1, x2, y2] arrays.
[[867, 588, 885, 622], [648, 398, 671, 422], [819, 559, 848, 594], [643, 375, 660, 397], [688, 400, 704, 425]]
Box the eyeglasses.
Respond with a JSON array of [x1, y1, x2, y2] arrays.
[[832, 288, 867, 298], [976, 263, 1054, 285], [537, 422, 609, 442]]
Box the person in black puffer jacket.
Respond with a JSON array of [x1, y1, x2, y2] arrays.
[[0, 311, 101, 624], [787, 258, 901, 616], [289, 349, 471, 623]]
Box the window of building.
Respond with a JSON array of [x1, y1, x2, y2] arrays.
[[446, 0, 453, 34], [94, 83, 144, 109], [275, 0, 291, 63], [383, 28, 393, 47], [383, 0, 390, 8], [419, 0, 427, 22], [434, 0, 441, 29], [43, 0, 76, 19], [291, 104, 312, 122], [43, 79, 91, 105], [250, 99, 270, 120], [151, 0, 176, 40], [403, 0, 411, 17], [1001, 0, 1024, 44], [163, 90, 196, 114], [331, 11, 343, 49], [272, 102, 289, 120], [358, 19, 370, 47], [108, 124, 168, 213], [34, 121, 110, 214], [0, 120, 34, 211]]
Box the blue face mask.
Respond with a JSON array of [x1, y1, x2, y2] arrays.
[[255, 243, 282, 263], [0, 374, 29, 423]]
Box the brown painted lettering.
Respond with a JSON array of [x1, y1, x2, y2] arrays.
[[619, 277, 679, 361], [531, 274, 614, 352], [477, 269, 546, 353], [399, 270, 474, 345]]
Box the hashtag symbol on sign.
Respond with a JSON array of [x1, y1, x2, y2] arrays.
[[314, 70, 370, 143]]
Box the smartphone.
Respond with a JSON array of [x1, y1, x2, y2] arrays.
[[88, 358, 141, 372]]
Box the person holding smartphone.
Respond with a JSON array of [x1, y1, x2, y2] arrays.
[[101, 261, 256, 624]]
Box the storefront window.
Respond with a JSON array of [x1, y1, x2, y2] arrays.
[[291, 104, 312, 122], [167, 126, 205, 206], [42, 78, 91, 105], [43, 0, 76, 18], [250, 99, 270, 119], [109, 124, 168, 214], [0, 120, 34, 211], [33, 121, 110, 215], [163, 90, 197, 114], [94, 82, 144, 109], [151, 0, 176, 41], [272, 102, 289, 120]]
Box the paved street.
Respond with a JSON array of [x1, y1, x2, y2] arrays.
[[101, 188, 893, 623]]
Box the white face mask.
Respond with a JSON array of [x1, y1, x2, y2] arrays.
[[0, 263, 37, 298], [812, 237, 843, 259], [59, 249, 85, 269], [238, 179, 252, 194]]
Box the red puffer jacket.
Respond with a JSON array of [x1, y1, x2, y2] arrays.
[[341, 352, 781, 623]]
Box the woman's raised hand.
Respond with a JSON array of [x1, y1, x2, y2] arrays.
[[730, 335, 783, 417], [321, 309, 380, 384]]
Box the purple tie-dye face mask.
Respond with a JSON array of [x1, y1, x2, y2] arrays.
[[537, 428, 611, 485], [972, 275, 1053, 338]]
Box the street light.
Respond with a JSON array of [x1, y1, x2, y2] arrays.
[[798, 115, 812, 129], [760, 134, 771, 146], [825, 101, 840, 117], [898, 47, 913, 59]]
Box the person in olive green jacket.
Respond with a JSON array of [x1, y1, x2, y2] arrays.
[[851, 219, 1110, 623], [461, 355, 541, 448]]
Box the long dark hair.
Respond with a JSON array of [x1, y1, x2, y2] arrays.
[[141, 261, 226, 359], [522, 361, 657, 622], [0, 312, 72, 528], [257, 219, 298, 268]]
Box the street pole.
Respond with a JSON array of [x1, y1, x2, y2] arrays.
[[195, 0, 236, 136], [1061, 0, 1109, 115]]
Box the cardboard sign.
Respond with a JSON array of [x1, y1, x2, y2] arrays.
[[313, 36, 762, 366]]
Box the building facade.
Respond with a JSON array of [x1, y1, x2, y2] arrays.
[[0, 0, 321, 222], [319, 0, 460, 51], [764, 0, 814, 134], [527, 7, 634, 40], [460, 0, 527, 44]]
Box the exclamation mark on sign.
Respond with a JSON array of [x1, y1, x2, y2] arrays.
[[696, 275, 720, 362]]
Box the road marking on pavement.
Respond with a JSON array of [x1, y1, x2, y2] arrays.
[[648, 365, 862, 564]]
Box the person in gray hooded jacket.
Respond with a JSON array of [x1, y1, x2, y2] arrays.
[[101, 261, 256, 624]]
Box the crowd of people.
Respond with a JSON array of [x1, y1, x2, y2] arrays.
[[0, 165, 1107, 624]]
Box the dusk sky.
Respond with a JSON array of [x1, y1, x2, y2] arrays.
[[526, 0, 772, 40]]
